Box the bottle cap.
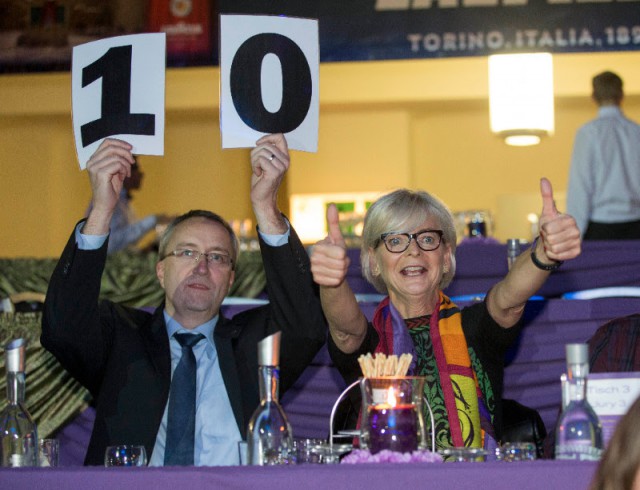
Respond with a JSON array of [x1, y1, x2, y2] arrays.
[[257, 331, 281, 366], [566, 343, 588, 365], [5, 338, 26, 372]]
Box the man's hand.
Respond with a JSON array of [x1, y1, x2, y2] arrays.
[[536, 177, 581, 263], [310, 204, 350, 287], [84, 138, 135, 235], [250, 133, 289, 234]]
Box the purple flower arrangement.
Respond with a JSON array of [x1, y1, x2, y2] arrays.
[[341, 449, 443, 464]]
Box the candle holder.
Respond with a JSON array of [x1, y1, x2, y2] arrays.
[[360, 377, 428, 455], [328, 377, 435, 456]]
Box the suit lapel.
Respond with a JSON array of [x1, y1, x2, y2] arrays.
[[144, 305, 171, 396]]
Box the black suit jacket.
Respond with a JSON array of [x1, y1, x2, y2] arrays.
[[41, 221, 326, 465]]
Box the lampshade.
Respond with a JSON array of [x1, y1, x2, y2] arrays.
[[488, 53, 555, 146]]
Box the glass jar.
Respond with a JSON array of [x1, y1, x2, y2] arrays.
[[359, 377, 427, 454]]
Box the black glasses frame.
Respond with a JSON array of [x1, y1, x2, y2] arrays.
[[378, 229, 444, 253]]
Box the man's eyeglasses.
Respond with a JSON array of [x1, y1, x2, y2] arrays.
[[378, 230, 444, 253], [162, 249, 234, 269]]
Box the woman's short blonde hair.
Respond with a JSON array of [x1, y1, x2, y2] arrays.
[[360, 189, 457, 294]]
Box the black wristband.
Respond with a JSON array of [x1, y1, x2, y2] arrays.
[[530, 236, 563, 271]]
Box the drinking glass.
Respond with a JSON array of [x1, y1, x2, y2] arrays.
[[104, 445, 147, 467], [238, 441, 248, 466], [495, 442, 537, 462], [38, 438, 59, 467], [439, 447, 488, 462], [292, 438, 350, 464], [293, 438, 326, 464]]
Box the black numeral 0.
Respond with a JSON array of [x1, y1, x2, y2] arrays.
[[80, 45, 155, 147], [230, 33, 312, 134]]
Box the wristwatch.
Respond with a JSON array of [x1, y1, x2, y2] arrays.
[[530, 236, 563, 271]]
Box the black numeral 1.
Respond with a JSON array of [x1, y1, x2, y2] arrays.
[[80, 45, 155, 147]]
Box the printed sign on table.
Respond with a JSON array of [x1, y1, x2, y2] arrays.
[[587, 372, 640, 446], [72, 33, 166, 169], [219, 15, 319, 153]]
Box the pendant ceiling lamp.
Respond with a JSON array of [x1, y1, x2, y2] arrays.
[[489, 53, 555, 146]]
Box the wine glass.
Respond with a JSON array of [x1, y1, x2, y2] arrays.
[[104, 445, 147, 467]]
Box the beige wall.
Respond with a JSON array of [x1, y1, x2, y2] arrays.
[[1, 52, 639, 257]]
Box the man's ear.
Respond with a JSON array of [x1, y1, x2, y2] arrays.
[[156, 260, 165, 289]]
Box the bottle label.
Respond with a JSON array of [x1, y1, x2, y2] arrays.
[[555, 444, 603, 461]]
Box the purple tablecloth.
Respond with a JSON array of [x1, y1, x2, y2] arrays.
[[347, 240, 640, 298], [0, 460, 598, 490]]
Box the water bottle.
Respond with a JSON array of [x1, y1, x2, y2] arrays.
[[506, 238, 520, 270], [0, 338, 38, 467], [246, 332, 293, 465], [555, 343, 603, 461]]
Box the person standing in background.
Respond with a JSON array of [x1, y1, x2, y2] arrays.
[[566, 71, 640, 240], [86, 157, 172, 253]]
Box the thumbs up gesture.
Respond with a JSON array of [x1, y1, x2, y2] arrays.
[[536, 177, 581, 263], [310, 203, 351, 287]]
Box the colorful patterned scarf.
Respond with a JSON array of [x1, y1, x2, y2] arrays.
[[372, 291, 495, 448]]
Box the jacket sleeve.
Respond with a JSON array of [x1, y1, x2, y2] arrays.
[[257, 223, 327, 392], [40, 220, 114, 396]]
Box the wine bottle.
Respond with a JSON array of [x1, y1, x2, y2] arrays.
[[555, 343, 603, 461], [0, 338, 38, 467], [246, 332, 293, 465]]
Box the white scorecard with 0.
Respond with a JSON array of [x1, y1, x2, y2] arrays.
[[220, 14, 319, 153]]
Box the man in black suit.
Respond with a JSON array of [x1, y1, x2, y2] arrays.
[[41, 134, 326, 466]]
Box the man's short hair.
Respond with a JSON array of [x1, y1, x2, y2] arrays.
[[592, 71, 623, 105]]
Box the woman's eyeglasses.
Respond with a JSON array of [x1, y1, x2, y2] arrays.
[[378, 230, 444, 253]]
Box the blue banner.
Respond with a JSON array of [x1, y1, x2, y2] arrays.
[[220, 0, 640, 61]]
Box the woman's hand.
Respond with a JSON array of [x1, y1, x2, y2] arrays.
[[311, 204, 367, 353], [536, 177, 582, 264], [310, 204, 350, 287], [487, 177, 582, 329]]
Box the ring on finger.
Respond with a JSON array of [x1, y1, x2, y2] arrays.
[[269, 153, 275, 162]]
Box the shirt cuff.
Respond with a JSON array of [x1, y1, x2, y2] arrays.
[[258, 218, 290, 247], [75, 222, 108, 250]]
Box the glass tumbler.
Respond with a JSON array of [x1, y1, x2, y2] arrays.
[[104, 445, 147, 467]]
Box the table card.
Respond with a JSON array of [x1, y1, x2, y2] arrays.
[[587, 372, 640, 446]]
